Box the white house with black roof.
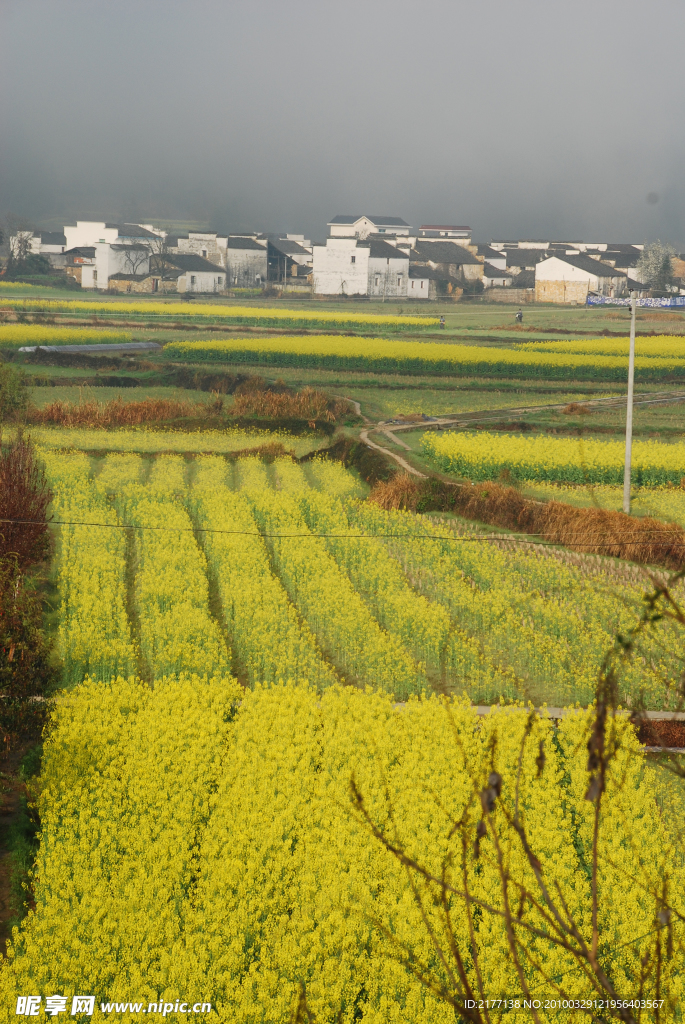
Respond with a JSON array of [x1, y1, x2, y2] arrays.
[[535, 253, 627, 303], [225, 236, 267, 287], [164, 253, 226, 293], [63, 221, 163, 250], [312, 236, 409, 296], [327, 215, 411, 239], [483, 263, 513, 288]]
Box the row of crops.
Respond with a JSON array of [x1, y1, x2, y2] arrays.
[[2, 682, 680, 1021], [0, 300, 439, 329], [5, 324, 685, 386], [163, 335, 685, 381], [41, 449, 681, 709], [422, 429, 685, 486], [4, 449, 682, 1019]]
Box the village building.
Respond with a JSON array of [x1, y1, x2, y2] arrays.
[[327, 215, 411, 240], [267, 237, 312, 282], [169, 232, 228, 267], [15, 230, 67, 257], [474, 244, 507, 270], [224, 237, 267, 287], [63, 221, 163, 250], [312, 236, 409, 297], [410, 240, 483, 285], [164, 254, 226, 293], [482, 263, 513, 288], [407, 265, 445, 300], [418, 225, 471, 242], [535, 253, 627, 303]]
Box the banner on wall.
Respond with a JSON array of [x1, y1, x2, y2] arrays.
[[587, 295, 685, 308]]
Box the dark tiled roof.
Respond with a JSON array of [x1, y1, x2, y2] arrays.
[[408, 265, 444, 280], [37, 231, 66, 245], [63, 246, 96, 257], [512, 270, 535, 289], [505, 249, 547, 267], [475, 244, 504, 260], [543, 253, 626, 278], [367, 239, 409, 260], [420, 225, 471, 231], [605, 252, 640, 268], [226, 237, 266, 250], [411, 241, 480, 266], [166, 254, 226, 273], [483, 263, 512, 278], [270, 238, 310, 256], [107, 223, 160, 239], [110, 243, 149, 251], [329, 214, 409, 226]]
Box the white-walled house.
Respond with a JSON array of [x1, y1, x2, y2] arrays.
[[10, 230, 67, 256], [225, 237, 267, 287], [312, 238, 369, 295], [327, 215, 411, 240], [367, 238, 409, 297], [483, 263, 513, 288], [535, 254, 627, 303], [407, 265, 441, 300], [312, 237, 409, 297], [63, 221, 163, 250], [165, 254, 226, 293]]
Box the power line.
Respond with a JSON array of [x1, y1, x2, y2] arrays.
[[1, 516, 684, 551]]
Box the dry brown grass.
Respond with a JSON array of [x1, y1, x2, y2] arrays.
[[232, 383, 349, 424], [562, 402, 592, 414], [29, 397, 207, 428], [369, 474, 685, 570]]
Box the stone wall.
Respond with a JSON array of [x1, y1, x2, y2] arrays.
[[535, 279, 589, 304], [481, 287, 535, 304]]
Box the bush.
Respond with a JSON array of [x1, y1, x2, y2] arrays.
[[0, 363, 29, 421]]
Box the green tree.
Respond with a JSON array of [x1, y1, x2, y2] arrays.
[[637, 239, 676, 293]]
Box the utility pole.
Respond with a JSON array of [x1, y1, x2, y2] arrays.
[[622, 290, 637, 514]]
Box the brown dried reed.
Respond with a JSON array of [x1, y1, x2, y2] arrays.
[[29, 396, 205, 428], [369, 474, 685, 570], [232, 385, 349, 423]]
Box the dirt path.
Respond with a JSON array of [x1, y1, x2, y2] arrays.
[[382, 389, 685, 435], [0, 743, 33, 957], [359, 429, 427, 477]]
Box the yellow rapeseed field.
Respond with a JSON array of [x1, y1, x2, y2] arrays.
[[163, 335, 685, 382], [1, 680, 682, 1022], [0, 323, 132, 347], [519, 335, 685, 358], [0, 298, 437, 329], [41, 448, 682, 707], [422, 428, 685, 485]]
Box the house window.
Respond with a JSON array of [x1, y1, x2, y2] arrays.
[[190, 275, 196, 285], [421, 281, 424, 289], [93, 270, 97, 280], [351, 255, 356, 264], [375, 275, 380, 287], [99, 238, 105, 242], [397, 277, 401, 287], [202, 249, 207, 258]]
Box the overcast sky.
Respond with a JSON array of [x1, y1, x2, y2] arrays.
[[1, 0, 683, 244]]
